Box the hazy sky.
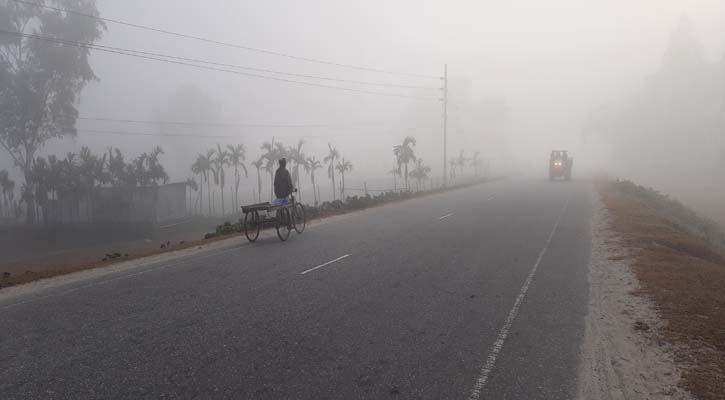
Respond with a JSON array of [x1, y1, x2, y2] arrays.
[[3, 0, 725, 192]]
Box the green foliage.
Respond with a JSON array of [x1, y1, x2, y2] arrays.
[[0, 0, 105, 223], [24, 146, 168, 223]]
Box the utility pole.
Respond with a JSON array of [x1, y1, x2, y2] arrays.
[[442, 64, 448, 187]]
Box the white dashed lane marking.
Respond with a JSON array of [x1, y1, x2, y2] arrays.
[[300, 254, 351, 275]]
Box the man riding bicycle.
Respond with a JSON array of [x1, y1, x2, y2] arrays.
[[273, 158, 294, 206]]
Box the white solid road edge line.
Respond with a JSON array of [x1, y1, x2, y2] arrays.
[[437, 213, 454, 220], [300, 254, 351, 275], [468, 197, 571, 400]]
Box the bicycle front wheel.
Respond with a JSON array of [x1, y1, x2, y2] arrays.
[[293, 203, 306, 234]]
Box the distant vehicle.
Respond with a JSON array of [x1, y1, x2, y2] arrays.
[[549, 150, 573, 181]]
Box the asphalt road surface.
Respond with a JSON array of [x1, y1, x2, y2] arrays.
[[0, 177, 593, 399]]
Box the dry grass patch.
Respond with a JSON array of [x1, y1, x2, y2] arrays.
[[597, 179, 725, 400]]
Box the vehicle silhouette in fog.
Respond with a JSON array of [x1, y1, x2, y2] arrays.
[[549, 150, 573, 181]]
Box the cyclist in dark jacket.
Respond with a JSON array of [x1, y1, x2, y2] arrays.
[[273, 158, 294, 205]]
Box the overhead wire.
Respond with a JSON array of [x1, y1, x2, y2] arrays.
[[0, 30, 441, 101], [74, 116, 384, 128], [31, 35, 438, 90], [74, 128, 391, 140], [10, 0, 441, 80]]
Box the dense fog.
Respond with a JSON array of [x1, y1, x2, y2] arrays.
[[1, 0, 724, 222]]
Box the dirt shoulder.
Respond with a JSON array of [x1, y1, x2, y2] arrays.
[[592, 179, 725, 400]]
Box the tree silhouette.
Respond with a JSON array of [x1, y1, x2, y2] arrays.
[[394, 136, 417, 191], [199, 150, 215, 215], [78, 147, 107, 221], [213, 144, 230, 216], [471, 151, 482, 177], [456, 150, 469, 177], [324, 144, 340, 201], [191, 154, 207, 215], [307, 156, 322, 205], [409, 159, 431, 191], [335, 158, 353, 199], [288, 140, 307, 201], [226, 144, 248, 211], [0, 170, 15, 218], [0, 1, 105, 224], [251, 157, 264, 203], [260, 140, 283, 201], [131, 146, 168, 187], [449, 158, 458, 181]]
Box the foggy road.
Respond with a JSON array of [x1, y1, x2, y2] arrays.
[[0, 177, 593, 399]]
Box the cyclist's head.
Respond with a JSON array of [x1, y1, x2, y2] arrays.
[[279, 158, 287, 168]]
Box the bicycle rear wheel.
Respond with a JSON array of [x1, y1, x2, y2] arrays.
[[293, 203, 306, 234], [276, 208, 291, 241]]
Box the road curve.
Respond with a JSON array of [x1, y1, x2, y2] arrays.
[[0, 177, 592, 399]]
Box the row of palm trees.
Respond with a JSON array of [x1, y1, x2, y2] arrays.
[[390, 136, 436, 191], [390, 137, 487, 191], [190, 144, 248, 218], [190, 140, 357, 217], [449, 150, 485, 180], [14, 146, 169, 224]]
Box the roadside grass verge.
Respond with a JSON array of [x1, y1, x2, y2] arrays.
[[597, 178, 725, 400]]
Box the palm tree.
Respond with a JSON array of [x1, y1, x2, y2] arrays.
[[31, 156, 53, 224], [393, 136, 416, 190], [449, 158, 458, 181], [288, 139, 307, 201], [260, 140, 280, 201], [213, 144, 230, 216], [251, 157, 264, 203], [335, 158, 353, 199], [324, 143, 339, 201], [226, 144, 248, 210], [456, 150, 469, 178], [107, 148, 131, 188], [387, 168, 400, 191], [307, 156, 322, 205], [130, 147, 168, 187], [471, 151, 482, 177], [191, 155, 205, 215], [409, 159, 431, 191], [199, 149, 215, 216], [76, 147, 107, 222]]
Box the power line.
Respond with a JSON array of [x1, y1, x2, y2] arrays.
[[1, 30, 440, 101], [10, 0, 441, 80], [75, 128, 390, 140], [75, 116, 383, 129], [41, 35, 438, 90]]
